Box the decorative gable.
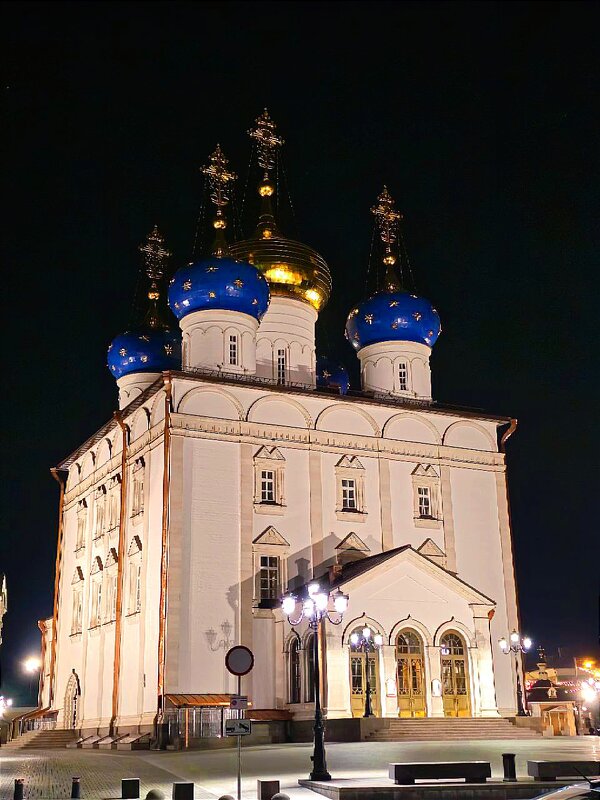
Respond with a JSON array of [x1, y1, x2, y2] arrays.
[[254, 446, 285, 462], [417, 538, 447, 569], [71, 567, 84, 585], [253, 526, 290, 547], [335, 455, 364, 470], [90, 555, 103, 575], [336, 532, 370, 553], [127, 535, 142, 556], [412, 464, 439, 478], [105, 547, 118, 568]]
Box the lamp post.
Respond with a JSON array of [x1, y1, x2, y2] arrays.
[[281, 582, 349, 782], [498, 631, 532, 716], [350, 626, 383, 718]]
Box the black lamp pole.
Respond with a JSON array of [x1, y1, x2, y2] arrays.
[[362, 639, 375, 718], [499, 631, 532, 717], [281, 584, 349, 784], [310, 620, 330, 781]]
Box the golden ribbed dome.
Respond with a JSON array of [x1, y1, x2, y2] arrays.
[[229, 231, 331, 311]]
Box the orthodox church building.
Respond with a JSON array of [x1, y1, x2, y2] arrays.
[[39, 112, 523, 741]]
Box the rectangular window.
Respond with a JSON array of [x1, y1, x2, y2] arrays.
[[135, 564, 142, 612], [94, 501, 105, 539], [418, 486, 432, 518], [72, 589, 82, 634], [229, 334, 238, 366], [277, 349, 286, 385], [260, 470, 276, 503], [107, 575, 117, 622], [259, 555, 280, 600], [76, 515, 86, 549], [91, 582, 102, 627], [132, 473, 144, 516], [398, 362, 408, 391], [341, 478, 357, 510]]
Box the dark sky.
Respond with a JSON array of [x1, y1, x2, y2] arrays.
[[2, 1, 599, 705]]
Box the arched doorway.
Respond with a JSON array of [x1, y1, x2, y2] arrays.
[[396, 629, 426, 717], [64, 671, 80, 729], [349, 626, 381, 718], [440, 632, 471, 717]]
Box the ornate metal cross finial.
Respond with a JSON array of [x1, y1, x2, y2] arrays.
[[139, 226, 171, 281], [248, 108, 284, 176], [201, 144, 237, 211], [371, 186, 404, 267]]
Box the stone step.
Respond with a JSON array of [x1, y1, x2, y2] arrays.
[[363, 717, 542, 741]]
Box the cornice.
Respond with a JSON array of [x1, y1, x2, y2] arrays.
[[170, 413, 505, 469]]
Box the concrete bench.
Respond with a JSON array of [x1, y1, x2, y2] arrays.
[[389, 761, 491, 785], [527, 761, 600, 781]]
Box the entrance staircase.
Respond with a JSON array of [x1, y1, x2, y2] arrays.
[[364, 717, 541, 741], [2, 729, 78, 750]]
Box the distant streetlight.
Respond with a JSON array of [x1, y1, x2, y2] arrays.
[[0, 696, 13, 716], [349, 626, 383, 718], [23, 657, 41, 674], [498, 630, 532, 716]]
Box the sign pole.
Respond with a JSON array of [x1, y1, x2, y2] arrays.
[[237, 674, 242, 800], [224, 645, 254, 800]]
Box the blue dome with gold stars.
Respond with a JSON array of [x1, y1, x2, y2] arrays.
[[345, 291, 441, 351], [107, 328, 181, 379], [168, 255, 270, 321], [316, 356, 350, 394]]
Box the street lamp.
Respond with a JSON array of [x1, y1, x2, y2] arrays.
[[23, 656, 42, 701], [281, 583, 349, 782], [498, 630, 532, 716], [349, 626, 383, 718]]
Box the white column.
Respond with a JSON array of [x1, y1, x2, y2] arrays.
[[381, 645, 399, 717], [256, 297, 317, 387], [358, 340, 432, 399], [324, 632, 352, 718], [426, 645, 445, 717], [471, 604, 501, 717]]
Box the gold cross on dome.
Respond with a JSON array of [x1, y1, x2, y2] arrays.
[[413, 311, 422, 321], [201, 144, 237, 209], [233, 278, 244, 288], [249, 108, 284, 174], [140, 226, 171, 281], [322, 370, 331, 379]]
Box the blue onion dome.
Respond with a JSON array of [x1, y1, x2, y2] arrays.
[[345, 186, 441, 352], [108, 328, 181, 379], [168, 255, 270, 322], [228, 109, 331, 312], [107, 226, 182, 379], [345, 292, 441, 351], [316, 356, 350, 394]]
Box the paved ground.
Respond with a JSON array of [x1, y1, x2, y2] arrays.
[[1, 738, 599, 799]]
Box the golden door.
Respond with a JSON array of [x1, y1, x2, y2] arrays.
[[440, 632, 471, 717], [350, 651, 379, 717], [396, 630, 426, 717]]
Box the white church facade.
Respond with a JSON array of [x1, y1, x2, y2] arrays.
[[38, 113, 523, 742]]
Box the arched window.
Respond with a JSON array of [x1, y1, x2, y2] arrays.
[[288, 636, 301, 704], [304, 632, 315, 703]]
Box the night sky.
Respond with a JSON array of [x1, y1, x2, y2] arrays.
[[2, 1, 599, 706]]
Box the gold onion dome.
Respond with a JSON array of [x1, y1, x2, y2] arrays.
[[228, 110, 331, 312]]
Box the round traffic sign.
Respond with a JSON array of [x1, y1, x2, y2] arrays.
[[225, 645, 254, 676]]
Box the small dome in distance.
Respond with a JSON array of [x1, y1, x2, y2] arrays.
[[316, 356, 350, 394]]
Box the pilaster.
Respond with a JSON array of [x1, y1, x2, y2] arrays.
[[426, 645, 444, 717]]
